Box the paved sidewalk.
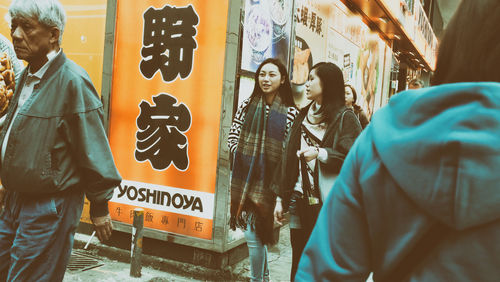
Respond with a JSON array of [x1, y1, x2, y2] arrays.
[[232, 223, 293, 281], [65, 224, 294, 281], [65, 223, 374, 281]]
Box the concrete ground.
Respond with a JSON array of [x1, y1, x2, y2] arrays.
[[65, 223, 372, 282], [64, 223, 293, 282]]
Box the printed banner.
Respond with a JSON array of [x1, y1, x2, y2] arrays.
[[240, 0, 293, 73], [109, 180, 214, 239], [108, 0, 229, 240], [291, 0, 328, 108]]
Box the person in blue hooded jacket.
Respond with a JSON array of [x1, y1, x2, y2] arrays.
[[295, 0, 500, 281]]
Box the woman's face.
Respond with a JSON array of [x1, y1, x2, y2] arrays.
[[305, 69, 323, 104], [258, 63, 283, 95], [345, 86, 354, 106]]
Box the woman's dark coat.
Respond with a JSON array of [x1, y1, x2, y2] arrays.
[[272, 105, 362, 208]]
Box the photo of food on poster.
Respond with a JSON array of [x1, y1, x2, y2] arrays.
[[240, 0, 293, 73], [291, 0, 328, 108], [327, 28, 386, 118]]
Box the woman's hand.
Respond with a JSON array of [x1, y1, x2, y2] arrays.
[[274, 198, 284, 226], [297, 146, 319, 162]]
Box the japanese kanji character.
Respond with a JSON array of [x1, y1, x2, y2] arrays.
[[301, 7, 308, 26], [135, 93, 191, 171], [194, 222, 203, 232], [145, 212, 154, 222], [316, 16, 323, 35], [161, 216, 169, 225], [310, 12, 316, 32], [140, 4, 199, 82], [177, 217, 186, 229]]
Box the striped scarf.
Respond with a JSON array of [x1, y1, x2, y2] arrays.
[[230, 95, 288, 244]]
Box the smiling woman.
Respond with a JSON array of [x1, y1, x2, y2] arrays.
[[228, 58, 298, 282]]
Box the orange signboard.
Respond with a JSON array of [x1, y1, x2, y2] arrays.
[[108, 0, 229, 240]]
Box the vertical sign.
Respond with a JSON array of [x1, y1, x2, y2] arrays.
[[108, 0, 229, 240]]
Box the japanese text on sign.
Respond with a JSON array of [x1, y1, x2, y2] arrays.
[[140, 4, 200, 82], [296, 6, 323, 36], [135, 93, 192, 171]]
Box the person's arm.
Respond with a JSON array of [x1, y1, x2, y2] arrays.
[[61, 77, 121, 242], [227, 99, 250, 154], [320, 111, 362, 171], [295, 140, 371, 281]]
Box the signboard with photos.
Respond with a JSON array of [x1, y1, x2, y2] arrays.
[[291, 0, 328, 108], [107, 0, 229, 240]]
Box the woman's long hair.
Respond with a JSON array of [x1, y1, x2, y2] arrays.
[[250, 58, 294, 107], [345, 84, 362, 112], [432, 0, 500, 85], [310, 62, 345, 122]]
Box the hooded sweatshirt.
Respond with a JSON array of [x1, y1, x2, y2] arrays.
[[295, 82, 500, 282]]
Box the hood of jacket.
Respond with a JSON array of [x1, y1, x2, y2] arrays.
[[369, 82, 500, 230]]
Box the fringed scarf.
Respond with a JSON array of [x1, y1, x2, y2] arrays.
[[230, 95, 288, 245]]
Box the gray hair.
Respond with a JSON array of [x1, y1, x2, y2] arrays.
[[8, 0, 66, 44]]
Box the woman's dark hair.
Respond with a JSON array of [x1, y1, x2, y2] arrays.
[[250, 58, 294, 107], [310, 62, 345, 121], [345, 84, 362, 112], [432, 0, 500, 85]]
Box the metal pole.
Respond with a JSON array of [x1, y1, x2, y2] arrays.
[[130, 208, 144, 277]]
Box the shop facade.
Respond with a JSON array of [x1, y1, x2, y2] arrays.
[[0, 0, 437, 269]]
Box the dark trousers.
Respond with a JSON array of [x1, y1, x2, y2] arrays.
[[0, 189, 84, 282], [290, 227, 308, 282]]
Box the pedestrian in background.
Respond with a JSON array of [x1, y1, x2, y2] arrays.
[[296, 0, 500, 281], [345, 84, 369, 129], [408, 78, 424, 89], [228, 58, 298, 282], [273, 62, 362, 281], [0, 1, 121, 281]]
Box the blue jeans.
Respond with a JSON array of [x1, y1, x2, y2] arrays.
[[244, 222, 270, 282], [0, 189, 84, 282]]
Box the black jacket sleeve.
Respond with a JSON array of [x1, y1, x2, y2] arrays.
[[321, 110, 362, 173], [62, 107, 122, 218]]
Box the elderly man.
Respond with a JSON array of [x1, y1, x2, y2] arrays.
[[0, 0, 121, 281]]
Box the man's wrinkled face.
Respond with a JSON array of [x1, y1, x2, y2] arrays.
[[10, 17, 53, 64]]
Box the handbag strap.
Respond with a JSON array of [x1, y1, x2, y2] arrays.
[[299, 154, 321, 204], [301, 124, 322, 145], [381, 222, 453, 282]]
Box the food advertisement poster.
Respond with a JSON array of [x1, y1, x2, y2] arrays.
[[326, 1, 387, 117], [291, 0, 387, 117], [240, 0, 293, 73], [107, 0, 229, 240], [291, 0, 328, 108]]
